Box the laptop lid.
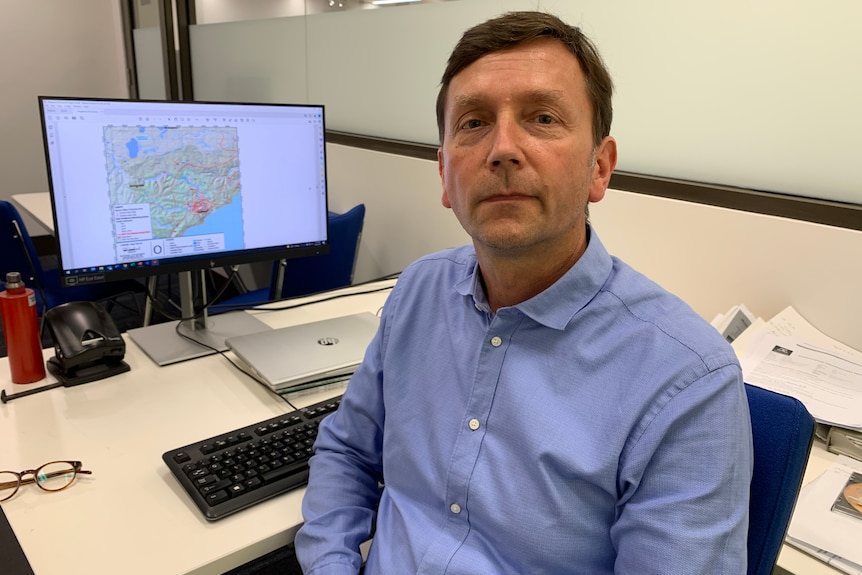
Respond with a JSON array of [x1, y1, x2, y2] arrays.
[[225, 312, 379, 390]]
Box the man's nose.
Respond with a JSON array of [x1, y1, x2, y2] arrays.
[[487, 117, 525, 168]]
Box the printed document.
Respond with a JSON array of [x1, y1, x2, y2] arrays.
[[735, 306, 862, 429]]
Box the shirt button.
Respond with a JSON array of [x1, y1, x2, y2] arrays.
[[450, 503, 462, 514], [490, 336, 502, 347], [468, 418, 480, 431]]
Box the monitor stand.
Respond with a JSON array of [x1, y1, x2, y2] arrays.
[[127, 270, 271, 366]]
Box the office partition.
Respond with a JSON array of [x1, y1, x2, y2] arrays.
[[189, 0, 862, 208]]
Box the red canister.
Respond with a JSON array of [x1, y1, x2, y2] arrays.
[[0, 272, 46, 383]]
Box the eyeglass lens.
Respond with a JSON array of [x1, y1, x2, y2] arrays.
[[0, 462, 82, 502], [0, 472, 19, 500]]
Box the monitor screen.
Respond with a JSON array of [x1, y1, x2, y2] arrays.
[[38, 97, 329, 288], [38, 96, 330, 366]]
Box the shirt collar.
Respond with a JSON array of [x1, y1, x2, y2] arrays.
[[454, 226, 613, 330]]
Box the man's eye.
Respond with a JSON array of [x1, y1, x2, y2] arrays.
[[535, 115, 555, 125], [460, 118, 483, 130]]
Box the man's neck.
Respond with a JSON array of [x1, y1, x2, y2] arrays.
[[476, 234, 588, 312]]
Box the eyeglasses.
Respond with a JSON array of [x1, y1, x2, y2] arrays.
[[0, 461, 92, 502]]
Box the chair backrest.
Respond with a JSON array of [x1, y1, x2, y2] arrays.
[[745, 383, 814, 575], [272, 203, 366, 299], [0, 200, 47, 297]]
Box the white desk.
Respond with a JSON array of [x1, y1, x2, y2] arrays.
[[10, 193, 53, 234], [0, 280, 394, 575]]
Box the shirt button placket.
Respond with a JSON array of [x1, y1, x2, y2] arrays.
[[443, 332, 501, 530]]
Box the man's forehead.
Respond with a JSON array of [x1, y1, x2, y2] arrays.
[[445, 42, 587, 109], [452, 39, 582, 81]]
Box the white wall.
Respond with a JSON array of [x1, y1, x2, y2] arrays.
[[0, 0, 128, 234], [325, 144, 470, 281], [326, 143, 862, 353]]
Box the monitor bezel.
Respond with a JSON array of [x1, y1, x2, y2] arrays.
[[38, 95, 330, 287]]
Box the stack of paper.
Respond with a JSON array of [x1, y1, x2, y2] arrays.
[[729, 305, 862, 430]]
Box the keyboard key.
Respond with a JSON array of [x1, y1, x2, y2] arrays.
[[261, 461, 305, 483], [205, 490, 229, 506], [189, 468, 208, 479], [244, 477, 263, 490], [195, 474, 218, 487], [201, 479, 231, 496], [173, 451, 191, 463]]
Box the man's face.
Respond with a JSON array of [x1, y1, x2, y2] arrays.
[[438, 38, 616, 259]]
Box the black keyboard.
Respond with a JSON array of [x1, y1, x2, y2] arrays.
[[162, 395, 342, 520]]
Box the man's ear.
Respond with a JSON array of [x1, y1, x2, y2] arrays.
[[439, 147, 452, 208], [589, 136, 617, 203]]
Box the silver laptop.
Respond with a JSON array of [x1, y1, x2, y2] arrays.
[[225, 312, 380, 391]]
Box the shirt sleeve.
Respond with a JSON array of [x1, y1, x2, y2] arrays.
[[611, 363, 754, 575], [294, 320, 388, 575]]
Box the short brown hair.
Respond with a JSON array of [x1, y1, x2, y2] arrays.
[[436, 11, 614, 147]]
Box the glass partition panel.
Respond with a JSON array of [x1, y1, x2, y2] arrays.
[[130, 0, 174, 99], [185, 0, 862, 207], [189, 18, 310, 104], [190, 0, 495, 139], [134, 27, 169, 100]]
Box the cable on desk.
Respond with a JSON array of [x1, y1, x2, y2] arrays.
[[205, 271, 401, 314]]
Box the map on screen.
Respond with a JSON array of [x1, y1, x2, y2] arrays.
[[104, 125, 243, 252]]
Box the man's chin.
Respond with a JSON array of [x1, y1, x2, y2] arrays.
[[473, 226, 539, 253]]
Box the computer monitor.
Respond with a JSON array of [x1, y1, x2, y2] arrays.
[[38, 96, 329, 365]]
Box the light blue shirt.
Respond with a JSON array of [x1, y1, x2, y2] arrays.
[[297, 228, 753, 575]]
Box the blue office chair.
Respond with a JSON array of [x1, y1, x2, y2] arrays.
[[745, 382, 814, 575], [216, 204, 365, 310], [0, 200, 144, 316]]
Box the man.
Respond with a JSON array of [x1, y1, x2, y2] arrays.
[[296, 11, 752, 574]]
